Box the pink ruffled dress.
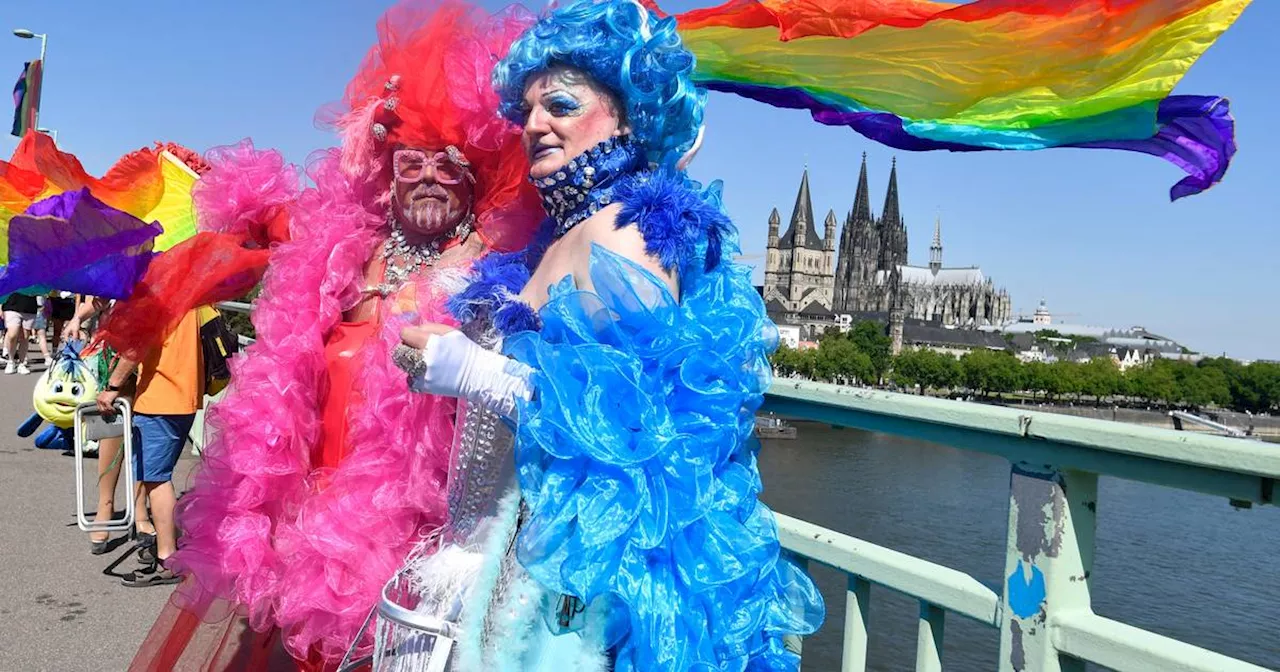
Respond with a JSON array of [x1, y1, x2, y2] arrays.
[[129, 144, 466, 671]]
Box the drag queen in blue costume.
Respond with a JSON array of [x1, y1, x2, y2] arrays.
[[398, 0, 824, 668]]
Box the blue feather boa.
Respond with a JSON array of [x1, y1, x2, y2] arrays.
[[448, 169, 736, 331]]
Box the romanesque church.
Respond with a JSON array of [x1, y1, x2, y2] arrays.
[[763, 155, 1012, 335]]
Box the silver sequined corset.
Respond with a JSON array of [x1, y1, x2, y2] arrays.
[[441, 323, 518, 546]]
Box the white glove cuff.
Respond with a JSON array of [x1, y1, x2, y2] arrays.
[[418, 330, 533, 419]]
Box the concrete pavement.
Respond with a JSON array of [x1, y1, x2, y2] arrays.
[[0, 363, 198, 671]]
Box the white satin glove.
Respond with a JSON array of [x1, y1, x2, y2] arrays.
[[410, 330, 534, 420]]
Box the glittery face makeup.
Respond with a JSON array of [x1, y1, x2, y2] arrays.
[[391, 145, 474, 237], [519, 66, 629, 180]]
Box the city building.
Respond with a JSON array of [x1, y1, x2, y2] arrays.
[[764, 155, 1012, 338]]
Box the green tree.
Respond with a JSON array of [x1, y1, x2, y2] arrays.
[[1079, 357, 1122, 404], [1050, 360, 1082, 401], [1230, 361, 1280, 413], [1022, 360, 1053, 401], [1177, 365, 1231, 409], [931, 352, 962, 391], [1126, 360, 1178, 406], [848, 321, 893, 382], [961, 349, 1021, 397], [891, 348, 927, 391]]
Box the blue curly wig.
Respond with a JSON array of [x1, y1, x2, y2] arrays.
[[493, 0, 705, 167]]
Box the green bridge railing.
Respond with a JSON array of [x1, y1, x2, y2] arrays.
[[766, 380, 1278, 672]]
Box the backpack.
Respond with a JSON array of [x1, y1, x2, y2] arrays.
[[197, 306, 239, 395]]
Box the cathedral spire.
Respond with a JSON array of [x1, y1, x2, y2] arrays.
[[851, 152, 872, 225], [877, 157, 904, 271], [929, 215, 943, 274], [783, 168, 821, 250], [882, 157, 901, 230]]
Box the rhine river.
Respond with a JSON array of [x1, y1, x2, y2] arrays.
[[758, 421, 1280, 671]]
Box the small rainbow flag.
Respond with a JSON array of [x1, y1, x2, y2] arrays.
[[10, 60, 42, 138], [673, 0, 1252, 200]]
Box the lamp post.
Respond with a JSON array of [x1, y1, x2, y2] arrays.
[[13, 28, 50, 141], [11, 29, 46, 61]]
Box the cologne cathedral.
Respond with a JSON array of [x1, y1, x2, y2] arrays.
[[763, 155, 1012, 331]]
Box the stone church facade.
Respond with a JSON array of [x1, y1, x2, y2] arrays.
[[764, 155, 1012, 334]]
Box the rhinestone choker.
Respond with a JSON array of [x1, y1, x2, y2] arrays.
[[532, 135, 645, 239]]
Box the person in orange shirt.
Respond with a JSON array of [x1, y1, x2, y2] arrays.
[[96, 307, 204, 587]]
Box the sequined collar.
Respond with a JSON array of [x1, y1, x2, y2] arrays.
[[532, 136, 645, 239]]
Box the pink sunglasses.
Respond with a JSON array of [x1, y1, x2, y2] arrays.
[[393, 146, 474, 185]]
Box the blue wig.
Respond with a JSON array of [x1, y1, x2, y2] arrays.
[[493, 0, 705, 167]]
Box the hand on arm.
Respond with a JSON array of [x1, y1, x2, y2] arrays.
[[398, 324, 533, 420]]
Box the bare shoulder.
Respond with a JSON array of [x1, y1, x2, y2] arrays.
[[579, 206, 679, 295]]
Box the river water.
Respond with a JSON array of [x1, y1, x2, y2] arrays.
[[758, 421, 1280, 671]]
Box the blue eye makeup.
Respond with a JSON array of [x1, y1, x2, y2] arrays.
[[544, 92, 583, 117]]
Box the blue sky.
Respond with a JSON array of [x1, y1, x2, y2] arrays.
[[3, 1, 1274, 359]]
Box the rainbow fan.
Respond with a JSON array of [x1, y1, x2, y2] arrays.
[[672, 0, 1252, 200], [0, 131, 202, 298]]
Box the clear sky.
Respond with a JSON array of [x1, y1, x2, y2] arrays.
[[3, 1, 1274, 359]]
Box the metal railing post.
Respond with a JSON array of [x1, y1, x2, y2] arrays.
[[915, 602, 945, 671], [842, 575, 871, 672], [998, 464, 1095, 672]]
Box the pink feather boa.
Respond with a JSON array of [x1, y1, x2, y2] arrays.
[[169, 141, 466, 663]]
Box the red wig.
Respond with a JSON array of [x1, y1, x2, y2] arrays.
[[326, 0, 541, 252]]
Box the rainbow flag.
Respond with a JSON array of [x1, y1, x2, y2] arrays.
[[673, 0, 1252, 200], [10, 60, 42, 137], [146, 151, 200, 251]]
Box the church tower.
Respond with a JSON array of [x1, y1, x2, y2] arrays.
[[929, 216, 943, 275], [767, 168, 833, 310], [878, 157, 904, 272], [836, 153, 878, 313], [822, 209, 838, 306], [763, 208, 785, 305], [888, 264, 905, 356]]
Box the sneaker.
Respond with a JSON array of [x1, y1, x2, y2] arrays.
[[3, 362, 14, 374], [17, 363, 30, 375]]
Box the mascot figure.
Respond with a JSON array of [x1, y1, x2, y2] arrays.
[[19, 341, 99, 449]]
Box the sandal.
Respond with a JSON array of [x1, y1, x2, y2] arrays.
[[122, 559, 182, 588]]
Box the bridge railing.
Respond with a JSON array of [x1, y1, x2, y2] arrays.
[[211, 301, 1275, 670], [766, 380, 1278, 672]]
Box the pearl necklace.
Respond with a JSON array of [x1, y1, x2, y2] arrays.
[[366, 211, 474, 297]]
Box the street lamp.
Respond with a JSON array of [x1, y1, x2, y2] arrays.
[[12, 28, 47, 61], [13, 28, 50, 141]]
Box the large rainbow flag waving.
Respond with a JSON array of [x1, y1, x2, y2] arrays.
[[673, 0, 1252, 200]]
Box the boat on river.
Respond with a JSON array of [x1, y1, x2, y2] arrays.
[[756, 413, 797, 439]]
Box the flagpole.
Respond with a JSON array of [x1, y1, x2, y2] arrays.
[[12, 28, 48, 138]]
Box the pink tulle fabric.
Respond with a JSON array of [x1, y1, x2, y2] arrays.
[[153, 3, 544, 665], [166, 145, 465, 664]]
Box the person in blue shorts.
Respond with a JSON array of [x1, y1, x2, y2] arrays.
[[96, 307, 204, 587]]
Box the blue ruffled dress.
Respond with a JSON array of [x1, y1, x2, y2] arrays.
[[451, 158, 824, 671]]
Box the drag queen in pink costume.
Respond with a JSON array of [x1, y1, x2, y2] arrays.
[[130, 2, 540, 670]]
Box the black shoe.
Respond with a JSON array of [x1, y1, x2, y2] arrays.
[[122, 559, 181, 588], [133, 530, 156, 547], [90, 538, 110, 555]]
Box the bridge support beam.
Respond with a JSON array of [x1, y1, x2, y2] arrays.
[[998, 464, 1096, 672]]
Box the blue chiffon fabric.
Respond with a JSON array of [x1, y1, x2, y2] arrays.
[[498, 172, 825, 670]]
